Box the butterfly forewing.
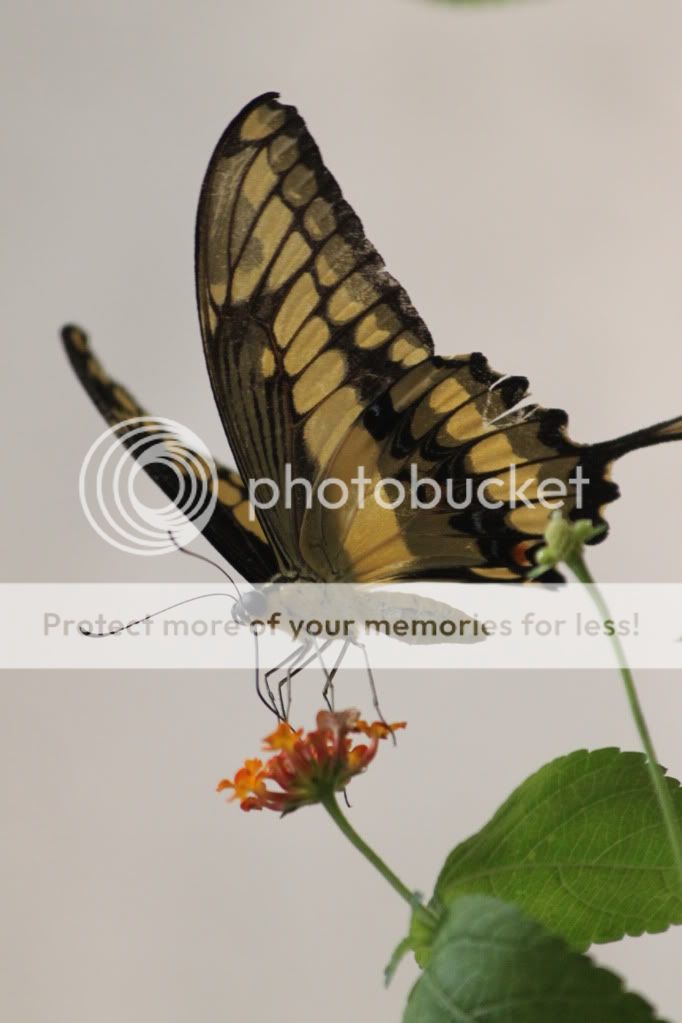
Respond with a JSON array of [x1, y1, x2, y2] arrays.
[[62, 325, 278, 582], [195, 93, 445, 576]]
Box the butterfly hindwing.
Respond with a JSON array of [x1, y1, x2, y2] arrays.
[[62, 325, 278, 582]]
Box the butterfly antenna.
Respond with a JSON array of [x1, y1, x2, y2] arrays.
[[165, 533, 283, 718], [79, 591, 236, 637], [166, 530, 243, 602], [164, 537, 282, 717]]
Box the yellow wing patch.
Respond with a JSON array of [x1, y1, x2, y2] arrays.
[[283, 317, 331, 376], [292, 350, 347, 414], [274, 273, 321, 348], [240, 102, 285, 141]]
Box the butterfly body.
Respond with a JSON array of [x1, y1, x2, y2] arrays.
[[63, 93, 682, 585]]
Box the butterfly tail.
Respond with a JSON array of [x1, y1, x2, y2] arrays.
[[591, 413, 682, 463]]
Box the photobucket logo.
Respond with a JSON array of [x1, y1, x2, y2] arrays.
[[248, 463, 589, 518], [79, 417, 218, 555]]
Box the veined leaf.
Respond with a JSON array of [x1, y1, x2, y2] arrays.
[[423, 749, 682, 953], [404, 895, 665, 1023]]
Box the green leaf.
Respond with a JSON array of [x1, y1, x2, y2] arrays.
[[384, 936, 413, 987], [403, 895, 665, 1023], [425, 749, 682, 953]]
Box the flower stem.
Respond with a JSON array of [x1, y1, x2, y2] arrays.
[[322, 793, 437, 924], [569, 552, 682, 890]]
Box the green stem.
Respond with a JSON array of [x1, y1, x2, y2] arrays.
[[569, 552, 682, 890], [322, 793, 438, 925]]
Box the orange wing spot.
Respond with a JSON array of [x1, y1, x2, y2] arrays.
[[511, 540, 535, 568]]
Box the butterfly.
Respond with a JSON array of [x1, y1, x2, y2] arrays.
[[63, 91, 682, 593]]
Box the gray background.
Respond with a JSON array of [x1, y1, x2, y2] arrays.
[[3, 1, 682, 1020]]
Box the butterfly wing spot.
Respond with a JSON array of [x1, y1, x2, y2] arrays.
[[67, 326, 88, 351], [268, 134, 299, 172], [315, 234, 356, 287], [410, 376, 470, 440], [389, 333, 419, 363], [419, 374, 479, 442], [205, 150, 253, 304], [232, 235, 264, 292], [429, 377, 470, 414], [267, 232, 312, 292], [303, 386, 361, 467], [340, 501, 413, 580], [87, 355, 112, 386], [230, 150, 278, 265], [233, 500, 268, 541], [241, 149, 278, 218], [283, 164, 317, 206], [283, 317, 331, 376], [401, 346, 428, 368], [511, 540, 536, 567], [465, 433, 523, 473], [471, 567, 519, 581], [465, 426, 558, 474], [240, 102, 285, 141], [507, 502, 574, 535], [304, 197, 336, 241], [232, 196, 293, 302], [438, 401, 495, 445], [260, 348, 276, 378], [292, 349, 347, 415], [274, 273, 320, 348], [111, 386, 138, 415], [486, 458, 578, 502], [328, 273, 379, 324], [216, 479, 242, 505], [354, 304, 401, 350], [389, 363, 445, 413]]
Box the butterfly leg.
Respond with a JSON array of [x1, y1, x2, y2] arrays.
[[263, 642, 311, 719], [351, 639, 394, 740], [321, 637, 352, 712], [284, 638, 338, 716], [253, 630, 284, 718], [278, 638, 333, 717], [263, 638, 335, 719], [277, 643, 312, 720]]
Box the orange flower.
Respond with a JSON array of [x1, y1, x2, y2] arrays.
[[216, 757, 268, 811], [217, 709, 406, 814], [262, 721, 303, 753]]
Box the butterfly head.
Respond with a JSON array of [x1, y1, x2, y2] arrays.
[[232, 588, 269, 626]]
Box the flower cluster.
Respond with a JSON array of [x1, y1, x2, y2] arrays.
[[217, 709, 406, 813]]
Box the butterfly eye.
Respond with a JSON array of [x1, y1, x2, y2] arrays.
[[232, 589, 268, 625]]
